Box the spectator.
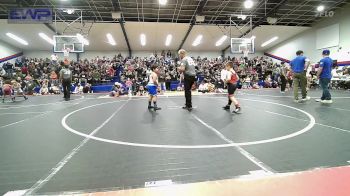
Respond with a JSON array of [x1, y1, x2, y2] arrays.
[[290, 50, 311, 102], [198, 81, 209, 93], [4, 53, 303, 96], [279, 62, 288, 93], [110, 82, 123, 97], [39, 79, 49, 95], [83, 83, 92, 94], [73, 83, 83, 94]]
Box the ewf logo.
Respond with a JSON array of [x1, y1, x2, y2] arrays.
[[8, 8, 52, 24]]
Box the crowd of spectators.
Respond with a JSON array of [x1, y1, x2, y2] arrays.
[[1, 50, 350, 97]]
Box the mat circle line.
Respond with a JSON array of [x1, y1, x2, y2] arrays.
[[61, 97, 316, 149]]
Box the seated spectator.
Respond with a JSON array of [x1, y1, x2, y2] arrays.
[[198, 81, 209, 93], [50, 71, 58, 85], [264, 75, 272, 88], [49, 84, 60, 94], [83, 83, 92, 94], [243, 76, 252, 89], [137, 85, 145, 96], [92, 70, 101, 84], [252, 82, 260, 89], [207, 83, 215, 92], [25, 74, 33, 81], [73, 83, 83, 94], [125, 78, 133, 94], [177, 83, 184, 91], [109, 82, 123, 97], [40, 79, 49, 95]]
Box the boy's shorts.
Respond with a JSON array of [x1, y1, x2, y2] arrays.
[[227, 83, 237, 96], [148, 85, 157, 96]]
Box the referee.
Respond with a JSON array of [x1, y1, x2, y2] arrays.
[[177, 49, 196, 111], [59, 60, 72, 101]]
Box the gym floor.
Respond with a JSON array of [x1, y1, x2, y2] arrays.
[[0, 89, 350, 195]]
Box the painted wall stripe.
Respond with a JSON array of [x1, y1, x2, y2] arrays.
[[0, 52, 23, 63]]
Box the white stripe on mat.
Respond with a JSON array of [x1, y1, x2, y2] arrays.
[[192, 114, 275, 174], [24, 100, 129, 195]]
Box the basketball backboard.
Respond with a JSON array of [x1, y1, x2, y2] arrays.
[[231, 38, 255, 54], [53, 35, 84, 53]]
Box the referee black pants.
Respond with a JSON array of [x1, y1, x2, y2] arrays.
[[184, 75, 195, 108], [62, 79, 71, 100]]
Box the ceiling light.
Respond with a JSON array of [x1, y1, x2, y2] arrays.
[[215, 35, 228, 47], [140, 34, 146, 46], [192, 35, 203, 46], [165, 34, 172, 46], [106, 33, 116, 45], [244, 0, 254, 9], [6, 33, 28, 45], [76, 33, 89, 46], [261, 36, 278, 47], [38, 33, 54, 45], [63, 9, 75, 14], [159, 0, 167, 5], [317, 5, 325, 12]]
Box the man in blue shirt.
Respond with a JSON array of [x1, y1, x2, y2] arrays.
[[290, 50, 310, 102], [316, 49, 333, 104]]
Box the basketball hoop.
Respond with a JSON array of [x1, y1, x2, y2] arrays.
[[63, 48, 71, 58], [243, 48, 249, 58]]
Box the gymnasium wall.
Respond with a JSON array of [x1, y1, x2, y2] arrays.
[[265, 4, 350, 65], [0, 39, 22, 63]]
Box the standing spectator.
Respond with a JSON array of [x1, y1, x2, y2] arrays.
[[158, 68, 166, 94], [316, 50, 333, 104], [177, 49, 196, 111], [290, 50, 310, 102], [279, 62, 287, 93], [287, 68, 293, 90], [165, 73, 171, 90], [51, 53, 58, 65], [59, 61, 72, 101], [5, 62, 14, 78]]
